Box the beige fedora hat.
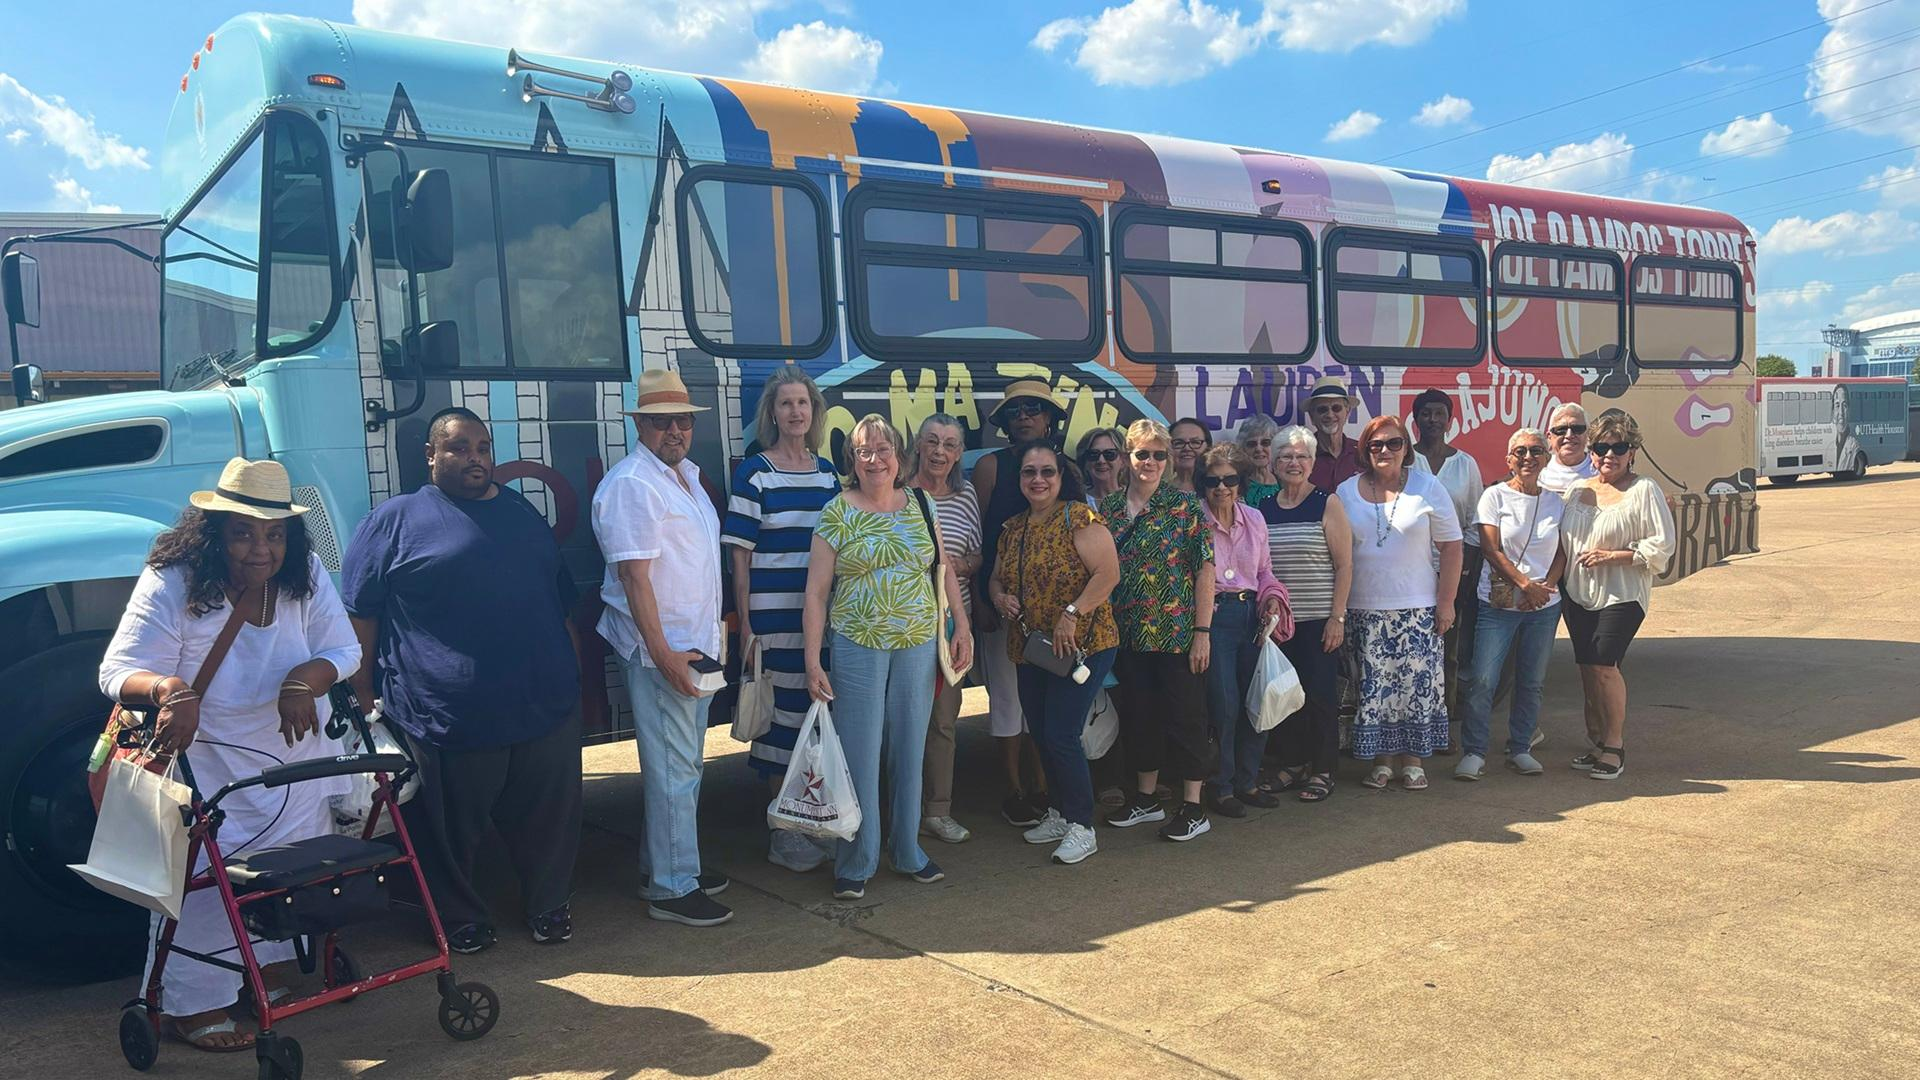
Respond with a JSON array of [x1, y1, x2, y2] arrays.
[[623, 369, 711, 415], [189, 458, 310, 519], [1306, 375, 1358, 407]]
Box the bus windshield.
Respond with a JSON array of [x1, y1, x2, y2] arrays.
[[162, 114, 336, 390]]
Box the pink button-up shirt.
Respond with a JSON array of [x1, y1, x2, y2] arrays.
[[1203, 501, 1293, 641]]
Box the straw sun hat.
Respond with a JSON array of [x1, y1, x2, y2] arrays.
[[188, 458, 311, 520]]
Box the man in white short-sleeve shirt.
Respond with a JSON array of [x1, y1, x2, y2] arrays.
[[592, 369, 732, 928]]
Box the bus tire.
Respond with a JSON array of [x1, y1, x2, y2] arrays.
[[0, 637, 148, 983], [1768, 473, 1799, 486]]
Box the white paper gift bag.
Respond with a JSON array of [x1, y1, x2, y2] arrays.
[[69, 754, 194, 919]]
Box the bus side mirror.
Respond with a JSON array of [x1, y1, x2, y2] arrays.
[[3, 252, 40, 328], [405, 319, 460, 374], [398, 169, 453, 274], [10, 363, 45, 404]]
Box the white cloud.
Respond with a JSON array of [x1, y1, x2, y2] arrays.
[[1412, 94, 1471, 127], [744, 21, 883, 94], [1839, 271, 1920, 322], [353, 1, 886, 93], [1258, 0, 1465, 52], [1031, 0, 1262, 88], [1325, 109, 1382, 142], [1486, 133, 1634, 193], [1808, 0, 1920, 142], [50, 174, 123, 214], [0, 74, 148, 170], [1761, 209, 1918, 256], [1698, 113, 1792, 158], [1765, 280, 1834, 309], [1865, 156, 1920, 208], [4, 128, 27, 145]]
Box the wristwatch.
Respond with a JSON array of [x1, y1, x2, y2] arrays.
[[1063, 603, 1081, 619], [1333, 612, 1347, 624]]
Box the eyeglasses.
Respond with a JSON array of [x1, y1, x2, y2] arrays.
[[1082, 448, 1120, 463], [1590, 441, 1635, 458], [1198, 474, 1242, 490], [1243, 438, 1272, 449], [642, 414, 695, 431], [1277, 451, 1314, 464], [1132, 449, 1169, 462], [852, 445, 896, 462], [1019, 466, 1059, 480], [1310, 402, 1347, 415], [1549, 424, 1588, 437], [1001, 401, 1046, 420], [1509, 445, 1550, 459], [1170, 438, 1209, 451], [1367, 437, 1407, 453], [918, 437, 962, 453]]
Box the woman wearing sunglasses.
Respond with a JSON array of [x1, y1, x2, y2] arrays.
[[1559, 411, 1674, 781], [1336, 415, 1463, 791], [1235, 415, 1284, 508], [1098, 419, 1217, 842], [1076, 426, 1128, 505], [1455, 428, 1566, 781], [1198, 445, 1290, 817]]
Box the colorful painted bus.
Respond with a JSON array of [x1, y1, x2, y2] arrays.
[[0, 13, 1759, 980]]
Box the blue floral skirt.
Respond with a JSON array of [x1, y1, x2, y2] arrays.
[[1350, 607, 1446, 759]]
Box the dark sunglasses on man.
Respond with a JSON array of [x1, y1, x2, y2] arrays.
[[1198, 474, 1242, 490], [1549, 423, 1588, 437], [643, 414, 695, 431]]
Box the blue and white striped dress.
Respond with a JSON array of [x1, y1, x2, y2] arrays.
[[723, 453, 840, 776]]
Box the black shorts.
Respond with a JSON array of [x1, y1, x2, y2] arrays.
[[1560, 596, 1645, 667]]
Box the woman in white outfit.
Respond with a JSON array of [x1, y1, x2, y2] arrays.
[[98, 458, 359, 1053]]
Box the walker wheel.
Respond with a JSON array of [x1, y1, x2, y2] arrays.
[[437, 980, 499, 1041], [256, 1033, 302, 1080], [327, 945, 362, 1001], [118, 1003, 159, 1071]]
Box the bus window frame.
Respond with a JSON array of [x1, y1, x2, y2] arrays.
[[1628, 254, 1743, 370], [1110, 206, 1317, 365], [843, 179, 1105, 363], [674, 164, 835, 361], [365, 136, 632, 381], [160, 108, 343, 387], [1322, 225, 1486, 367], [1489, 240, 1626, 368]]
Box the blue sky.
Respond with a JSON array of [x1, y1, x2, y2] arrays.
[[2, 0, 1915, 369]]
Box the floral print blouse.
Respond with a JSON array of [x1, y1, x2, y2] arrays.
[[994, 501, 1120, 663], [1098, 484, 1215, 653], [816, 494, 939, 651]]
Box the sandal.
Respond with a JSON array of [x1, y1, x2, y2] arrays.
[[1587, 745, 1625, 781], [1400, 766, 1429, 791], [1297, 774, 1334, 803], [167, 1013, 255, 1053], [1262, 765, 1309, 794], [1361, 765, 1394, 789]]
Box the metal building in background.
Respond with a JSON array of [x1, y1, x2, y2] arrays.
[[0, 213, 159, 408]]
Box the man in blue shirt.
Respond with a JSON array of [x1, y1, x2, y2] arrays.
[[342, 407, 582, 953]]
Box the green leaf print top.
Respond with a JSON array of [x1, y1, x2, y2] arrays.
[[817, 494, 940, 650]]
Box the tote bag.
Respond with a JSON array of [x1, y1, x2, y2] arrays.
[[731, 636, 774, 743], [1080, 688, 1118, 759], [69, 754, 194, 919], [767, 700, 862, 842]]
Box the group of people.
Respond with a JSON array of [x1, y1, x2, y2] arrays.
[[95, 365, 1676, 1052]]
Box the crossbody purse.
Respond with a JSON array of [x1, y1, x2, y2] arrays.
[[1488, 487, 1544, 610]]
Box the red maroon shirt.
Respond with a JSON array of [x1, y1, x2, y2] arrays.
[[1308, 437, 1359, 491]]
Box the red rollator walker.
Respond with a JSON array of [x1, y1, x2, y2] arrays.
[[115, 687, 498, 1080]]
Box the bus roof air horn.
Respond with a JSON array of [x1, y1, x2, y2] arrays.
[[507, 49, 636, 114]]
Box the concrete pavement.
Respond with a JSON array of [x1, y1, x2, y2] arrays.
[[5, 463, 1918, 1079]]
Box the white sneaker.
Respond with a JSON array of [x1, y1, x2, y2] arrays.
[[1506, 752, 1544, 775], [1051, 823, 1097, 865], [1529, 728, 1546, 750], [920, 815, 972, 844], [1023, 808, 1071, 844], [767, 829, 830, 872], [1454, 753, 1486, 781]]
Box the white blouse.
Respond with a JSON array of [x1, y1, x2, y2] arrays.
[[1338, 469, 1463, 611], [1559, 476, 1676, 612], [1411, 449, 1485, 549], [99, 553, 362, 804]]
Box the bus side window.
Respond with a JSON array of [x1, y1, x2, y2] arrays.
[[1113, 208, 1315, 365], [1324, 226, 1484, 366], [1490, 242, 1624, 367], [1629, 257, 1741, 368], [675, 166, 833, 360]]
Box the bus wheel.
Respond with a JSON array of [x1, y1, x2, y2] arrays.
[[1769, 473, 1800, 486], [1850, 454, 1869, 480], [0, 637, 148, 983]]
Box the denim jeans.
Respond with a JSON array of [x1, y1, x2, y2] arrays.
[[829, 632, 935, 881], [1207, 595, 1266, 794], [1461, 602, 1557, 757], [1016, 647, 1116, 827], [624, 659, 713, 901]]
